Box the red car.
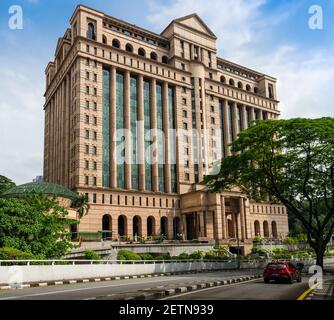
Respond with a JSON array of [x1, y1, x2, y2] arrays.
[[263, 261, 303, 284]]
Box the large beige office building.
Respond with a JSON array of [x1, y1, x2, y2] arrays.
[[43, 5, 289, 253]]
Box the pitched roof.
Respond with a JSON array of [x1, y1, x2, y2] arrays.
[[162, 13, 217, 39]]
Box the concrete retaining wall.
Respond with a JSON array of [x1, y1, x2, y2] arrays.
[[0, 260, 265, 286]]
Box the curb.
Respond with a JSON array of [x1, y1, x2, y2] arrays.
[[116, 275, 262, 300], [0, 269, 262, 291]]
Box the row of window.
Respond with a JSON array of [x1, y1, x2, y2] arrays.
[[86, 191, 180, 209]]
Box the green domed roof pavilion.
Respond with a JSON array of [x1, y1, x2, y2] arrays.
[[1, 182, 78, 201]]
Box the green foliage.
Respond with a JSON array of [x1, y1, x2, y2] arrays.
[[283, 237, 298, 245], [0, 194, 74, 259], [253, 236, 264, 244], [0, 175, 15, 195], [189, 251, 203, 259], [251, 247, 268, 255], [138, 253, 153, 260], [117, 250, 141, 261], [71, 194, 90, 219], [0, 247, 36, 260], [205, 118, 334, 267], [83, 250, 101, 260], [177, 252, 190, 260]]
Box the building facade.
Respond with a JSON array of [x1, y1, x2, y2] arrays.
[[43, 5, 289, 253]]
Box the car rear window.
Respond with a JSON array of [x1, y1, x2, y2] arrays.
[[267, 264, 286, 268]]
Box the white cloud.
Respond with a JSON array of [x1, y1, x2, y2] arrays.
[[147, 0, 334, 119], [0, 64, 44, 184]]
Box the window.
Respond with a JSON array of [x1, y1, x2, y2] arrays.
[[102, 35, 107, 44], [211, 117, 215, 124], [94, 74, 97, 82], [85, 130, 89, 139], [182, 87, 187, 93], [138, 48, 146, 57], [93, 116, 97, 125], [85, 145, 89, 154], [183, 122, 188, 130], [94, 60, 97, 68], [93, 88, 97, 96], [238, 82, 243, 89], [182, 98, 187, 105], [254, 87, 259, 94], [185, 173, 190, 181], [85, 101, 89, 109], [93, 102, 97, 110], [150, 52, 157, 60], [85, 115, 89, 124], [86, 71, 90, 80], [181, 63, 186, 71], [93, 177, 97, 186], [93, 193, 97, 204], [85, 176, 89, 185], [209, 73, 213, 79], [229, 79, 235, 86], [125, 43, 133, 53], [86, 58, 90, 66], [185, 160, 189, 168], [94, 47, 97, 55], [87, 23, 96, 41], [268, 84, 274, 99], [162, 56, 168, 64], [86, 45, 90, 53], [246, 84, 251, 92], [220, 76, 226, 83], [86, 86, 89, 94], [93, 131, 97, 140], [210, 105, 215, 113], [180, 40, 184, 50], [93, 161, 97, 170], [112, 39, 120, 48], [85, 160, 89, 169], [182, 110, 187, 118], [93, 146, 97, 155]]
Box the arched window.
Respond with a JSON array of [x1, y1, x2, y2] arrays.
[[162, 56, 168, 64], [254, 87, 259, 94], [118, 215, 127, 237], [220, 76, 226, 83], [238, 81, 243, 89], [87, 23, 96, 41], [150, 52, 157, 61], [229, 78, 235, 86], [160, 217, 168, 238], [246, 84, 251, 92], [102, 214, 112, 240], [254, 221, 261, 237], [133, 216, 142, 237], [272, 221, 278, 238], [125, 43, 133, 53], [138, 48, 146, 57], [112, 39, 120, 48], [102, 35, 107, 44], [263, 221, 270, 238], [147, 216, 156, 237]]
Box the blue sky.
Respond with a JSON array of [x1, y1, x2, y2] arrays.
[[0, 0, 334, 184]]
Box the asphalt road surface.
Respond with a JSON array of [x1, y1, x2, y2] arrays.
[[0, 270, 309, 300], [162, 278, 310, 300]]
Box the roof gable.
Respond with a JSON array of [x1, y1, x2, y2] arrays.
[[174, 14, 216, 39]]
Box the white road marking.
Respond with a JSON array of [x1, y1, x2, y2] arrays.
[[0, 277, 190, 300], [160, 278, 260, 300]]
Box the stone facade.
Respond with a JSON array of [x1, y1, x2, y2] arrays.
[[43, 5, 289, 252]]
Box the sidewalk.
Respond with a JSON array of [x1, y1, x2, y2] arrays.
[[307, 277, 334, 300]]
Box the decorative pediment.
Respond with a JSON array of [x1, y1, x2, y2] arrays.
[[174, 13, 216, 38]]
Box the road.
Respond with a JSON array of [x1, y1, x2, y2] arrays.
[[0, 270, 309, 300], [162, 278, 310, 300]]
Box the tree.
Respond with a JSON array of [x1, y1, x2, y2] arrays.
[[71, 194, 90, 220], [205, 118, 334, 268], [0, 194, 75, 259], [0, 175, 15, 195]]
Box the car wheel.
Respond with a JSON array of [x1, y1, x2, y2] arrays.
[[264, 278, 270, 284]]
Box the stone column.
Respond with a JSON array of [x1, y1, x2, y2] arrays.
[[250, 107, 255, 126], [112, 215, 118, 241], [137, 74, 145, 191], [141, 216, 147, 238], [150, 79, 158, 192], [213, 206, 223, 242], [199, 211, 206, 238], [241, 105, 248, 130], [124, 70, 131, 190], [127, 216, 133, 240], [163, 82, 171, 193], [232, 102, 238, 140], [223, 100, 231, 156], [182, 215, 187, 240], [110, 67, 117, 188], [232, 211, 237, 238], [206, 211, 215, 241], [239, 198, 246, 241], [221, 196, 227, 239], [168, 216, 174, 240], [258, 109, 263, 120]]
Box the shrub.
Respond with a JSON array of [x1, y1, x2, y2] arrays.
[[177, 253, 190, 260], [83, 250, 101, 261], [283, 237, 297, 245], [0, 247, 36, 260], [117, 249, 141, 261], [189, 251, 203, 260], [138, 253, 153, 261]]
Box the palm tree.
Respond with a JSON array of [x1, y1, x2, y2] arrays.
[[72, 194, 90, 220]]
